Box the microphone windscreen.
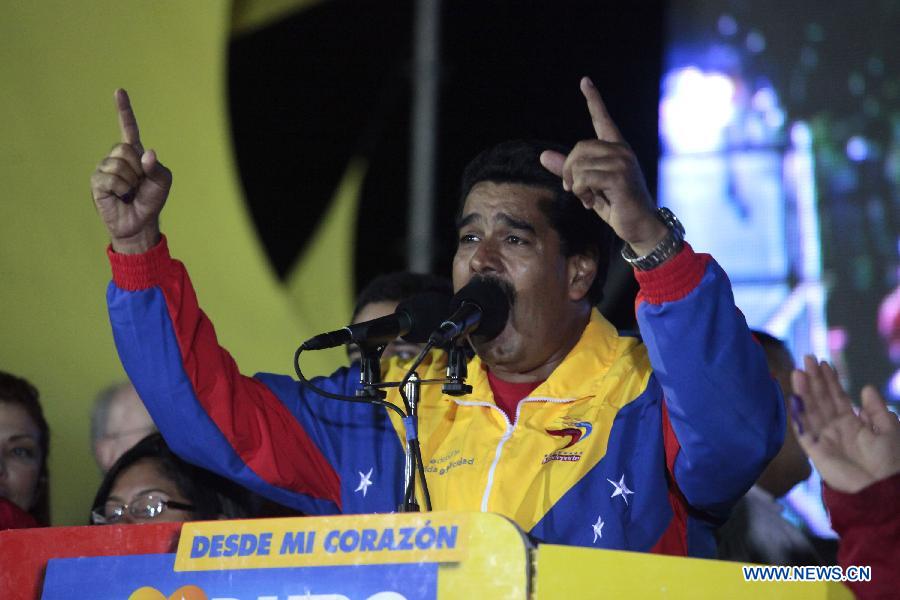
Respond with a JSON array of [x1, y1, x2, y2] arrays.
[[397, 292, 452, 343], [450, 278, 510, 341]]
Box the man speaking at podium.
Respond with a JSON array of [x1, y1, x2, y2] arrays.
[[92, 78, 784, 558]]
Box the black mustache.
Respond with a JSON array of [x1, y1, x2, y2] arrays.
[[469, 275, 516, 308]]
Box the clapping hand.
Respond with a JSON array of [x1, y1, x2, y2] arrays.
[[791, 357, 900, 493]]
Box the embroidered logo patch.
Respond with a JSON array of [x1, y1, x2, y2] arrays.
[[546, 420, 592, 448], [542, 419, 592, 464]]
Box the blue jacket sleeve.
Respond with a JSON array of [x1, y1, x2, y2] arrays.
[[635, 244, 786, 517], [105, 237, 405, 516]]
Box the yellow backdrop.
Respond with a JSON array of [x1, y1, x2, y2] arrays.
[[0, 1, 353, 525]]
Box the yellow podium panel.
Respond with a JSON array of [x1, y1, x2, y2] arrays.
[[175, 510, 530, 599], [533, 544, 854, 599]]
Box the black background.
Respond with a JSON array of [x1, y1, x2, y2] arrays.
[[229, 0, 665, 329]]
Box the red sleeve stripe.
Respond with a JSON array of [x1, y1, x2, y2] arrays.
[[634, 243, 711, 307], [650, 401, 689, 556]]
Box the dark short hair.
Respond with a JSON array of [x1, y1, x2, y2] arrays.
[[0, 371, 50, 525], [459, 140, 615, 304], [352, 271, 453, 322], [89, 432, 250, 523]]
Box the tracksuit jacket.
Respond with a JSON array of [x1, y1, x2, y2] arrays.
[[107, 236, 785, 558]]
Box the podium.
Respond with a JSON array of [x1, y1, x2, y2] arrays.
[[1, 511, 852, 599]]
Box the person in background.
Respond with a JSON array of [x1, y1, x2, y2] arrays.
[[347, 271, 453, 364], [716, 331, 823, 565], [792, 356, 900, 600], [91, 381, 156, 473], [0, 371, 50, 529], [90, 432, 250, 525]]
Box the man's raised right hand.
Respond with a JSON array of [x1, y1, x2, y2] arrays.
[[90, 89, 171, 254]]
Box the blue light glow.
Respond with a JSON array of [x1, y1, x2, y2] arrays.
[[660, 67, 736, 154]]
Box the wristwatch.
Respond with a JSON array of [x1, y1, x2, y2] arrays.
[[621, 207, 685, 271]]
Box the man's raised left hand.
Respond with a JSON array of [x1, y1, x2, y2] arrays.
[[540, 77, 667, 256]]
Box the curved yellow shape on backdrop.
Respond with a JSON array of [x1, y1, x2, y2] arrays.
[[0, 2, 352, 524]]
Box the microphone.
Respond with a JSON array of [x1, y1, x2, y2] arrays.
[[301, 292, 449, 351], [428, 278, 510, 346]]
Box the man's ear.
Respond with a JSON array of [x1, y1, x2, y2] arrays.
[[567, 252, 598, 302]]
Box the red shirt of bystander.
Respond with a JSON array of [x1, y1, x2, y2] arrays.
[[0, 496, 39, 530], [823, 473, 900, 600]]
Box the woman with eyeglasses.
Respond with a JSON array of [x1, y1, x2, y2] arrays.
[[90, 433, 251, 525], [0, 371, 50, 530]]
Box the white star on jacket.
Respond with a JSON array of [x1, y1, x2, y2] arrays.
[[591, 515, 605, 543], [607, 474, 634, 505], [355, 468, 374, 497]]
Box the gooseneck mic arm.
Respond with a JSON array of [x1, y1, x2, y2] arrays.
[[301, 313, 413, 351], [301, 291, 449, 351]]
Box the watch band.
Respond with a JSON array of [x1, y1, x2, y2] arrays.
[[621, 207, 686, 271]]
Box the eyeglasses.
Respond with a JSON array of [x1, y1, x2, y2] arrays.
[[91, 493, 195, 525]]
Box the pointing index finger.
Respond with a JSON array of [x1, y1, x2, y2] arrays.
[[115, 88, 144, 154], [580, 77, 624, 143]]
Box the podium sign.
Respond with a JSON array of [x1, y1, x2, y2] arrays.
[[37, 512, 529, 600], [176, 510, 466, 570], [5, 511, 856, 599]]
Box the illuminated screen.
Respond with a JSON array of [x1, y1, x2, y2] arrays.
[[659, 0, 900, 537]]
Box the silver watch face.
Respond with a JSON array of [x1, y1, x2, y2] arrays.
[[657, 207, 685, 236], [620, 208, 685, 270]]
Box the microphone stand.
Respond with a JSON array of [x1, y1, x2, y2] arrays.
[[297, 340, 472, 513], [356, 343, 387, 400], [357, 341, 421, 512], [442, 343, 473, 396], [400, 371, 421, 512]]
